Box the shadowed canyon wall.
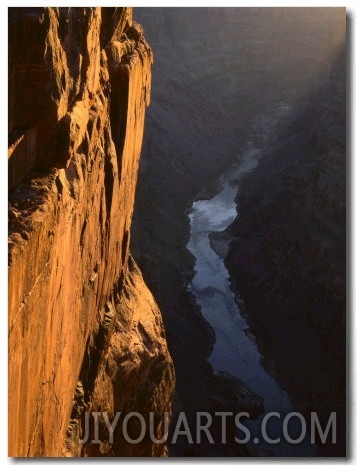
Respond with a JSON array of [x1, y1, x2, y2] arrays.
[[8, 7, 174, 457], [131, 8, 345, 457], [224, 46, 346, 456]]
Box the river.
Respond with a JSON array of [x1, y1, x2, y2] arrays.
[[186, 105, 315, 456]]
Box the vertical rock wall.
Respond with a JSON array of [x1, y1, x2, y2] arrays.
[[8, 7, 174, 457]]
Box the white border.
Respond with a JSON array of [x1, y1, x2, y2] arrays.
[[2, 2, 360, 464]]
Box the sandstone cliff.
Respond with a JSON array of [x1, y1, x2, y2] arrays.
[[8, 7, 175, 457]]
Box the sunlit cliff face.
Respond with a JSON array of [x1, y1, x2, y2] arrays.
[[8, 7, 175, 457]]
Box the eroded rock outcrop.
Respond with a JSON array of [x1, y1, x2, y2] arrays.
[[8, 7, 174, 457]]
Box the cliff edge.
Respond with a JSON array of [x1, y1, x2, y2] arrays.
[[8, 7, 175, 457]]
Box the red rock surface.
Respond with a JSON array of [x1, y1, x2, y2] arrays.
[[8, 7, 174, 457]]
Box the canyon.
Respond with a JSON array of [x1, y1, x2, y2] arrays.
[[132, 8, 346, 457], [8, 7, 346, 458]]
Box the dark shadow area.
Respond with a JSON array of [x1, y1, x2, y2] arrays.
[[131, 7, 347, 457]]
